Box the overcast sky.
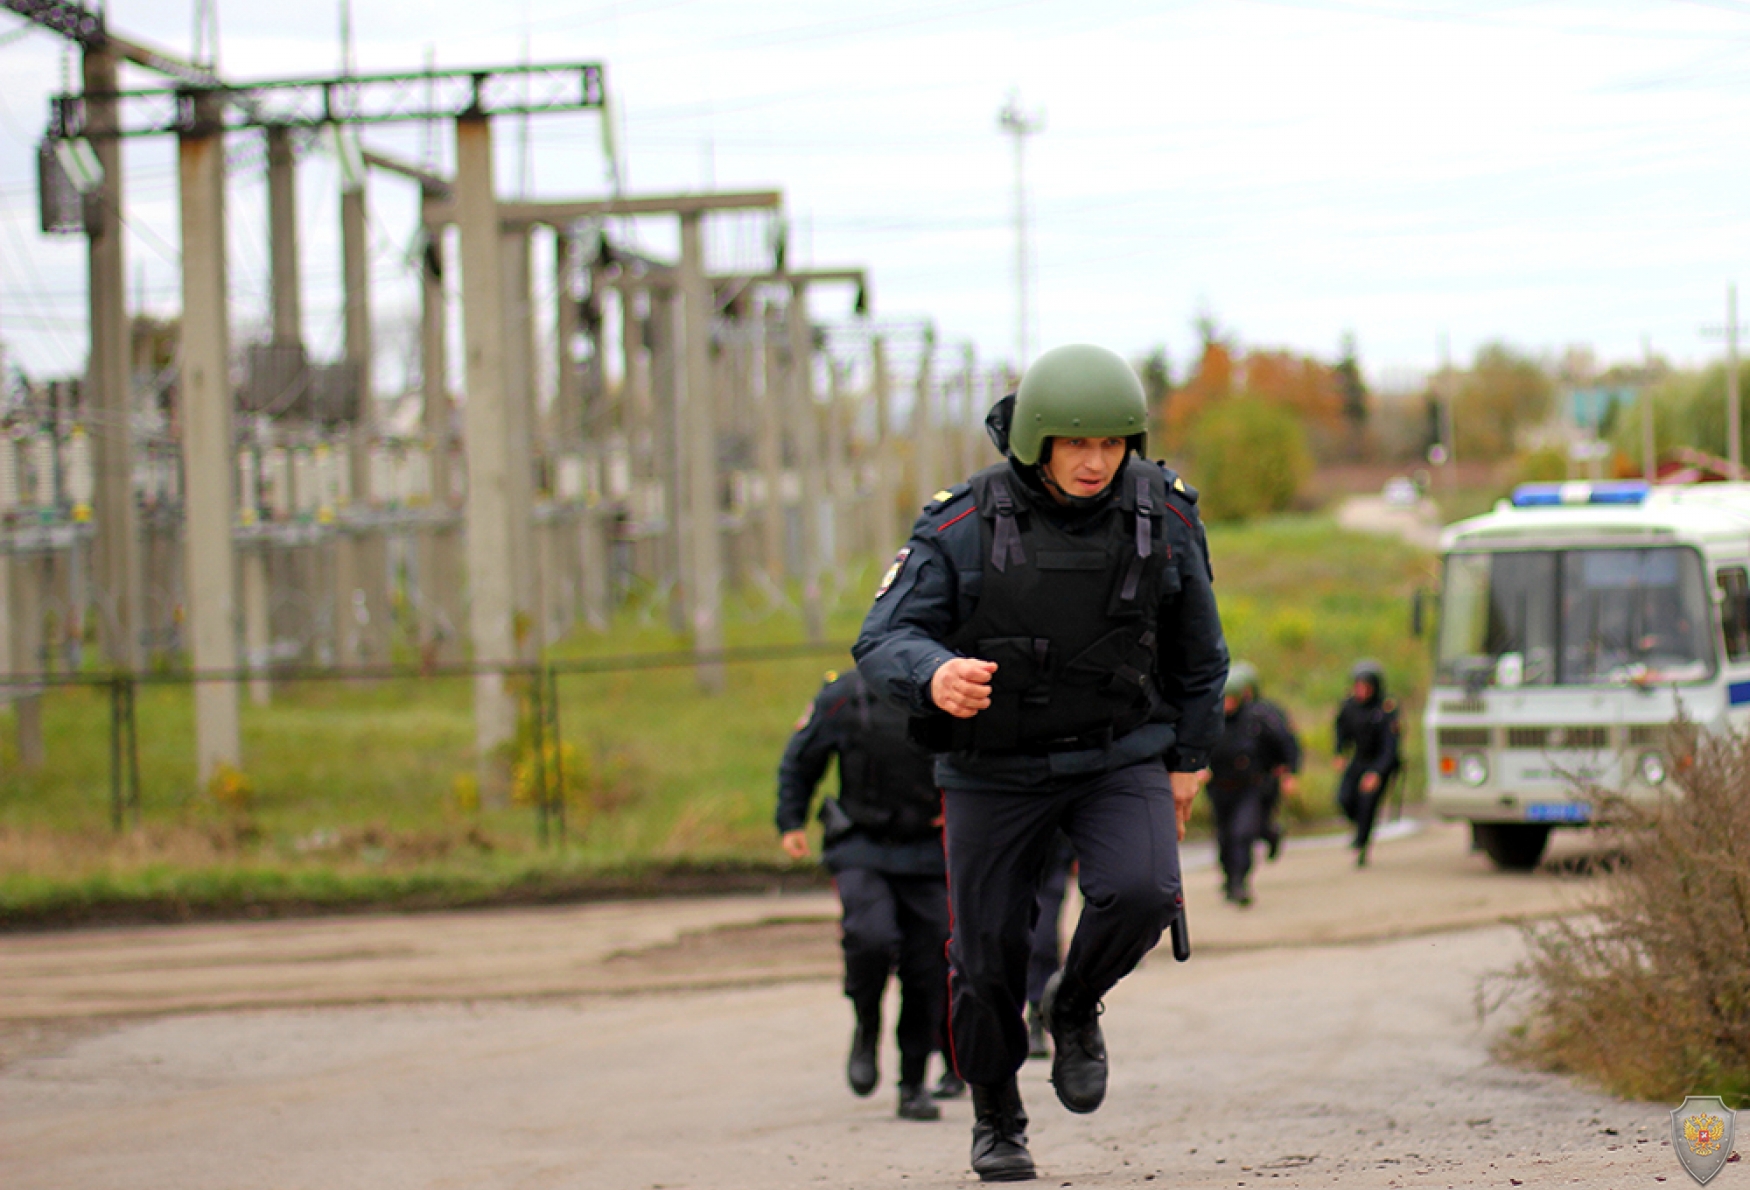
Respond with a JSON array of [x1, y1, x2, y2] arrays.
[[5, 0, 1750, 393]]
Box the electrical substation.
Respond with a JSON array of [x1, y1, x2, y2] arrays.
[[2, 0, 1013, 792]]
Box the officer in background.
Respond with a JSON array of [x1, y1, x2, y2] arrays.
[[1333, 658, 1401, 867], [1205, 661, 1301, 906], [776, 668, 952, 1122], [855, 344, 1228, 1182]]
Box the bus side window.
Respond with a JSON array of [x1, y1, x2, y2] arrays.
[[1718, 567, 1750, 662]]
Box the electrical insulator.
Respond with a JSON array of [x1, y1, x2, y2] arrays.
[[293, 448, 317, 520], [264, 448, 291, 521], [237, 448, 259, 526], [329, 441, 351, 508], [31, 431, 56, 511], [314, 444, 336, 523], [65, 426, 94, 521], [0, 435, 17, 514]]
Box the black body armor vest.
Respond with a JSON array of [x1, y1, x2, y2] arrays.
[[942, 457, 1179, 754], [837, 681, 942, 842]]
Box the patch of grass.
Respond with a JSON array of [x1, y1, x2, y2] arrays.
[[1200, 513, 1434, 830], [1492, 724, 1750, 1106], [0, 519, 1440, 922]]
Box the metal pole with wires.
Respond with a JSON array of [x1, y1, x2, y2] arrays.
[[997, 93, 1043, 372]]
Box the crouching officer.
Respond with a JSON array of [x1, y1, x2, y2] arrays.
[[854, 344, 1229, 1182], [1334, 658, 1401, 867], [1206, 661, 1301, 906], [776, 668, 952, 1122]]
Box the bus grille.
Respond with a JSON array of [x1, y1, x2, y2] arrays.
[[1437, 727, 1491, 747], [1506, 725, 1609, 749], [1626, 724, 1666, 746]]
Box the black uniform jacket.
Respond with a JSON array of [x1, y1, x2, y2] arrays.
[[1335, 692, 1401, 783], [775, 671, 946, 877], [853, 455, 1229, 793], [1209, 698, 1302, 799]]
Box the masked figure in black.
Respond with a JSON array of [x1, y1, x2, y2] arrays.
[[1334, 659, 1401, 867]]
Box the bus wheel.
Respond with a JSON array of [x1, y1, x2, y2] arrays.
[[1473, 823, 1551, 871]]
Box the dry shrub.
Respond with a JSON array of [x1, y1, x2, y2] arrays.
[[1499, 722, 1750, 1104]]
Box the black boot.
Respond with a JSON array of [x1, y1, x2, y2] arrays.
[[932, 1063, 967, 1099], [1025, 1002, 1049, 1059], [1041, 970, 1107, 1114], [846, 1019, 879, 1097], [969, 1078, 1035, 1182], [898, 1081, 941, 1120]]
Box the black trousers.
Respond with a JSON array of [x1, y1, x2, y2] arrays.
[[1026, 835, 1076, 1007], [836, 867, 951, 1081], [943, 761, 1182, 1086], [1208, 782, 1267, 893], [1338, 766, 1386, 852]]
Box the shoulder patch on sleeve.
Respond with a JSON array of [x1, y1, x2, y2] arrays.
[[875, 546, 912, 598], [792, 701, 815, 731]]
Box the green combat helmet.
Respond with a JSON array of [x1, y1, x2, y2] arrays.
[[1225, 660, 1259, 702], [1009, 344, 1148, 466]]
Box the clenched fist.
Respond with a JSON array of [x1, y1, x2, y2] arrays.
[[930, 657, 997, 719]]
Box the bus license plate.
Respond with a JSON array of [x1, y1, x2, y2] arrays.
[[1526, 802, 1589, 823]]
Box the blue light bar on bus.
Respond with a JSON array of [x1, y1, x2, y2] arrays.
[[1510, 480, 1651, 508]]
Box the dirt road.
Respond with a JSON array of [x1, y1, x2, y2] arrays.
[[0, 822, 1690, 1188]]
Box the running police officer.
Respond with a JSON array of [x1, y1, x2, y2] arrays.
[[775, 668, 953, 1122], [1334, 658, 1401, 867], [1205, 660, 1302, 906], [854, 344, 1229, 1182]]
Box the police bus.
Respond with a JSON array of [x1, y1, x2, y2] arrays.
[[1425, 479, 1750, 869]]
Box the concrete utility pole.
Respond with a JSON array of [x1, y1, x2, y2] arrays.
[[177, 90, 240, 783], [913, 330, 938, 509], [454, 113, 519, 787], [340, 156, 388, 664], [871, 335, 899, 554], [417, 202, 461, 659], [81, 43, 141, 674], [758, 301, 785, 588], [786, 278, 823, 642], [998, 94, 1043, 370], [498, 228, 538, 659], [679, 213, 725, 692]]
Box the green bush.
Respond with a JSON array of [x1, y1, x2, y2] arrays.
[[1513, 445, 1568, 485], [1189, 398, 1313, 522]]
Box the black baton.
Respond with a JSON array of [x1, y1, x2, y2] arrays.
[[1169, 895, 1191, 962]]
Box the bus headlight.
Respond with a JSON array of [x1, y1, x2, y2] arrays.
[[1458, 753, 1489, 787], [1637, 750, 1667, 786]]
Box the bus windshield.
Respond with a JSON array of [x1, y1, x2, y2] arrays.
[[1437, 546, 1716, 687]]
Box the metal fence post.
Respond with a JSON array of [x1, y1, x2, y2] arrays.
[[548, 665, 565, 846], [108, 675, 123, 834], [126, 675, 141, 828], [529, 664, 549, 847]]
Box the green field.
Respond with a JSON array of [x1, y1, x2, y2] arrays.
[[0, 513, 1436, 924]]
